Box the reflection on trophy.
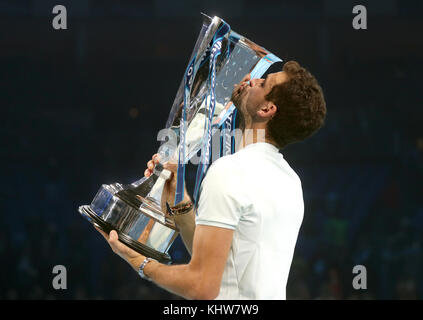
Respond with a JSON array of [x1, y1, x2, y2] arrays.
[[78, 14, 282, 264]]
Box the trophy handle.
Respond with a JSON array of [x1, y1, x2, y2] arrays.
[[115, 163, 164, 206]]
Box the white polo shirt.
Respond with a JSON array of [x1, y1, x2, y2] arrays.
[[196, 142, 304, 300]]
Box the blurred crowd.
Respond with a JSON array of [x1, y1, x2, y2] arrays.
[[2, 87, 421, 299]]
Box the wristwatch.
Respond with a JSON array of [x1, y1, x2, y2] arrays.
[[138, 257, 153, 281]]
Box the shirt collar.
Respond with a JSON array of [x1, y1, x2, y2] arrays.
[[240, 142, 281, 154]]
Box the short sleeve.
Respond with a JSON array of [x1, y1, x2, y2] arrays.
[[195, 158, 247, 230]]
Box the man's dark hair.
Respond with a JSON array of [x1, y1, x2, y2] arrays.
[[265, 61, 326, 149]]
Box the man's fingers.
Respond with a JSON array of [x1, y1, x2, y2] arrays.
[[152, 154, 160, 163], [144, 168, 151, 177], [108, 230, 119, 247], [102, 230, 119, 253], [95, 226, 118, 245], [95, 226, 109, 240], [147, 160, 154, 170]]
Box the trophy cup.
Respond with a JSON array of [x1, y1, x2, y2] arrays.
[[78, 14, 282, 264]]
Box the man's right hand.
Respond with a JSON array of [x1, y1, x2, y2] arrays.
[[144, 154, 191, 211]]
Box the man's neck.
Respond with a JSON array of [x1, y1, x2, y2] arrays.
[[237, 123, 277, 150]]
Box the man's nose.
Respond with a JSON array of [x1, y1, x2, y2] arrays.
[[241, 73, 251, 84], [250, 78, 261, 87]]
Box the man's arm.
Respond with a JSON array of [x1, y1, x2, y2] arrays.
[[173, 205, 196, 255], [143, 224, 233, 299], [145, 154, 196, 254], [99, 224, 233, 300]]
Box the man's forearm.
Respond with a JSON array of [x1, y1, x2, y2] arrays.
[[171, 190, 196, 254], [174, 209, 196, 255], [107, 224, 229, 301], [129, 257, 204, 300]]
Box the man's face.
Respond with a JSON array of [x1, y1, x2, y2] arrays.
[[231, 71, 288, 126]]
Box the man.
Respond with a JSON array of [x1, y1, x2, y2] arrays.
[[97, 60, 326, 300]]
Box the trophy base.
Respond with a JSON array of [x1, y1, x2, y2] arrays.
[[79, 205, 172, 264]]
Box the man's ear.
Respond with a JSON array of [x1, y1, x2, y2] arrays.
[[257, 102, 277, 120]]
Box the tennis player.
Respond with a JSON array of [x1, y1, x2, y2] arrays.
[[97, 61, 326, 300]]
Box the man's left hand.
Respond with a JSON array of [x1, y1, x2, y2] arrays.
[[96, 227, 144, 271]]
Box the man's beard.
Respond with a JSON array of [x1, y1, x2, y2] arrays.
[[237, 109, 246, 131], [231, 88, 246, 131], [230, 83, 245, 107]]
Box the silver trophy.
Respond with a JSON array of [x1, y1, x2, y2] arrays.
[[78, 14, 282, 264]]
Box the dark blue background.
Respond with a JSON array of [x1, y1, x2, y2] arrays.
[[1, 0, 422, 299]]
